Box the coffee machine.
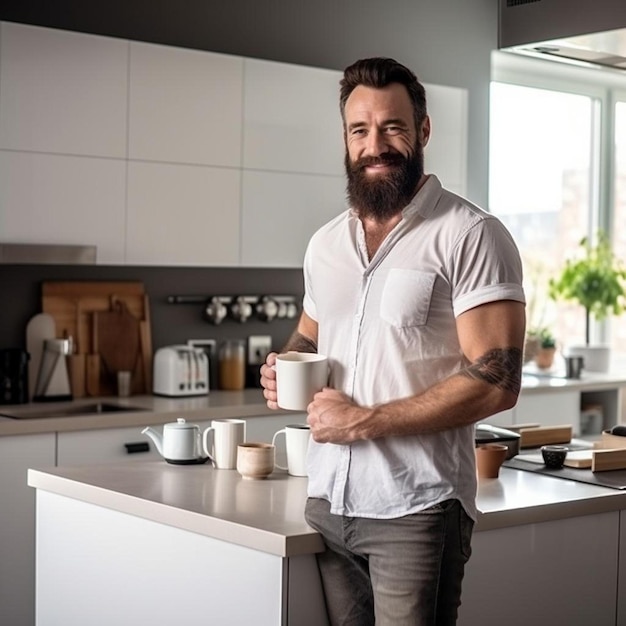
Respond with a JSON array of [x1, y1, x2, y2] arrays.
[[0, 348, 30, 405]]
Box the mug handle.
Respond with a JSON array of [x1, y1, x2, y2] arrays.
[[202, 427, 216, 465], [271, 429, 288, 471]]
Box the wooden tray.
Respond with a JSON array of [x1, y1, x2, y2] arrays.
[[518, 448, 626, 472], [519, 425, 573, 448]]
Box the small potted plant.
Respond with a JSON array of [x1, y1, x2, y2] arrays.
[[531, 327, 557, 369], [549, 231, 626, 371]]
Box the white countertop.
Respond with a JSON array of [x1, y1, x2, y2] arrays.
[[28, 462, 323, 558], [0, 390, 289, 436], [520, 368, 626, 394], [27, 460, 626, 557], [3, 369, 625, 437]]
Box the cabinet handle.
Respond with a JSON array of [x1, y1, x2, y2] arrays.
[[124, 442, 150, 454]]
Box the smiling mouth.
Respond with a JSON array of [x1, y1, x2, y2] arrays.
[[364, 162, 397, 175]]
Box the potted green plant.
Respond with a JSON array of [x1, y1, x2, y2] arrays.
[[529, 327, 557, 369], [549, 231, 626, 371]]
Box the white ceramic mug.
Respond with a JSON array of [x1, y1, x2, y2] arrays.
[[272, 424, 311, 477], [275, 352, 329, 411], [202, 418, 246, 469]]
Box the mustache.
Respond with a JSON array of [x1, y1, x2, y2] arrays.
[[349, 153, 406, 172]]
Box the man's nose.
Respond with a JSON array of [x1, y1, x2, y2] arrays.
[[363, 129, 387, 156]]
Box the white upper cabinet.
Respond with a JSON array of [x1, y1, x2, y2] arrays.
[[0, 22, 468, 267], [0, 151, 127, 264], [126, 161, 241, 266], [241, 170, 345, 267], [0, 22, 128, 158], [128, 42, 243, 167], [243, 59, 345, 176], [423, 83, 468, 197]]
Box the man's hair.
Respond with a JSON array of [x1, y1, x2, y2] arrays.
[[339, 57, 427, 132]]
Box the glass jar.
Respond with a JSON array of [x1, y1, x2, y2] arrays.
[[218, 339, 246, 391]]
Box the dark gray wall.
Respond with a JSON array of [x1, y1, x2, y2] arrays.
[[0, 264, 303, 355]]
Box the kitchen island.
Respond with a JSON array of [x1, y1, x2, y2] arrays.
[[0, 390, 302, 626], [28, 462, 626, 626]]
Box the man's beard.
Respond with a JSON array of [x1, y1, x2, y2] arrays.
[[345, 146, 424, 221]]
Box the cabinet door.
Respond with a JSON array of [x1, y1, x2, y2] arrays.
[[482, 408, 515, 427], [0, 433, 56, 626], [57, 426, 161, 466], [515, 390, 581, 433], [460, 512, 618, 625]]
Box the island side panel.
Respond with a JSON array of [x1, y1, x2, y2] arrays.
[[35, 491, 285, 626], [458, 511, 619, 626]]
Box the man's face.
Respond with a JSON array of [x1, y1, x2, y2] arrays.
[[343, 83, 430, 220]]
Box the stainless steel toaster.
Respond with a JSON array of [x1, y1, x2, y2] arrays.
[[153, 345, 209, 397]]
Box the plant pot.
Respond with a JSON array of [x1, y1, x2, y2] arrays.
[[565, 345, 610, 373], [524, 336, 541, 364], [534, 347, 556, 370]]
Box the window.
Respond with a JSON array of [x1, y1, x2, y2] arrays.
[[490, 52, 626, 359], [489, 82, 595, 345]]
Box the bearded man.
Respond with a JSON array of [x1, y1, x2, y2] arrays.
[[261, 57, 526, 626]]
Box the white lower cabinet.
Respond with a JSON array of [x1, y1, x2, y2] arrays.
[[55, 414, 303, 467], [485, 385, 622, 435], [57, 425, 161, 466], [0, 433, 56, 626], [515, 390, 581, 431], [0, 412, 300, 626], [460, 511, 619, 626]]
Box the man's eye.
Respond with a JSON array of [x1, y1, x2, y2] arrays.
[[351, 129, 366, 136], [386, 126, 402, 135]]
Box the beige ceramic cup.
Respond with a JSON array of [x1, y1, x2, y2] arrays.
[[475, 443, 508, 478], [236, 443, 275, 480], [275, 352, 329, 411]]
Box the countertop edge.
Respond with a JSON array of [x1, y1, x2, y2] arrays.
[[27, 468, 325, 558], [475, 494, 625, 531], [0, 391, 294, 436]]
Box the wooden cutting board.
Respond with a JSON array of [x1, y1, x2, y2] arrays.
[[519, 425, 573, 448], [41, 281, 152, 396], [95, 299, 140, 376], [42, 281, 146, 355]]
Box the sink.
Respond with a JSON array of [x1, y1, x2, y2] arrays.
[[0, 402, 149, 419]]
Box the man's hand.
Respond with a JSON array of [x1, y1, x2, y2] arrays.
[[307, 388, 372, 444], [260, 352, 278, 409]]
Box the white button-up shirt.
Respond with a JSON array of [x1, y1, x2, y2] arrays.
[[303, 175, 525, 521]]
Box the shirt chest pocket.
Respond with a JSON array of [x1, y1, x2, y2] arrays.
[[380, 269, 436, 328]]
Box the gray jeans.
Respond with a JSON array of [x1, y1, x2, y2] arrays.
[[304, 497, 474, 626]]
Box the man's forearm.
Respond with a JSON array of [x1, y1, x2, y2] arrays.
[[361, 347, 523, 440]]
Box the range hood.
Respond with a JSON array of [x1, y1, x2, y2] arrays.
[[499, 0, 626, 71]]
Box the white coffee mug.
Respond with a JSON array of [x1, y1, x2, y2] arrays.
[[272, 424, 311, 477], [202, 418, 246, 469], [275, 352, 329, 411]]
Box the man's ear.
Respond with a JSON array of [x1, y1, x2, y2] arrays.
[[420, 115, 431, 147]]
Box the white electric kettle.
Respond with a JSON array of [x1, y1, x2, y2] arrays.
[[142, 418, 208, 465]]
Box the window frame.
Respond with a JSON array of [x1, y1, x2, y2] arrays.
[[491, 51, 626, 347]]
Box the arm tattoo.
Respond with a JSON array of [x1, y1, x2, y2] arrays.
[[461, 347, 522, 395], [281, 331, 318, 354]]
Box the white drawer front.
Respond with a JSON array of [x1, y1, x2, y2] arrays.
[[57, 427, 161, 466]]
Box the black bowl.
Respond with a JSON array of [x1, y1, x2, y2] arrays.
[[541, 445, 568, 469]]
